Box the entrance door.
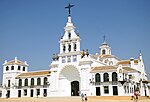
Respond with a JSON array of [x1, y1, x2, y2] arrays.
[[96, 87, 101, 96], [43, 89, 47, 97], [145, 90, 147, 96], [113, 86, 118, 95], [71, 81, 79, 96], [7, 90, 10, 98], [30, 89, 34, 97], [18, 90, 21, 97]]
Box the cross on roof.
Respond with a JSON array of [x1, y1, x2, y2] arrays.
[[65, 3, 74, 16], [103, 35, 106, 42]]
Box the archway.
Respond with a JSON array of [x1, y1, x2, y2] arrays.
[[59, 65, 80, 96], [71, 81, 79, 96]]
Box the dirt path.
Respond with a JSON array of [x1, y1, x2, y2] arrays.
[[0, 96, 150, 102]]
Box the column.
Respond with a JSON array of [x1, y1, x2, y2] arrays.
[[101, 73, 103, 82], [66, 43, 68, 53], [41, 77, 44, 85], [60, 43, 63, 53], [71, 42, 74, 52], [109, 72, 112, 82], [77, 40, 80, 51]]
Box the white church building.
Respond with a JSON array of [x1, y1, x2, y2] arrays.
[[1, 3, 149, 98]]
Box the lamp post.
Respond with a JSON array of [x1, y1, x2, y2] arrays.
[[3, 84, 8, 98]]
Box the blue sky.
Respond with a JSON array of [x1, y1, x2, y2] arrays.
[[0, 0, 150, 84]]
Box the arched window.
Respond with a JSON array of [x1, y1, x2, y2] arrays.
[[44, 77, 48, 85], [73, 55, 77, 62], [112, 72, 117, 81], [63, 45, 66, 52], [102, 49, 106, 55], [68, 32, 71, 39], [23, 67, 25, 71], [95, 73, 101, 82], [24, 78, 28, 86], [68, 44, 71, 52], [6, 66, 9, 71], [74, 43, 76, 51], [31, 78, 34, 86], [103, 73, 109, 82], [109, 61, 113, 65], [109, 50, 111, 54], [37, 78, 41, 85], [18, 66, 21, 70], [18, 79, 22, 86], [67, 56, 71, 62], [11, 66, 14, 70]]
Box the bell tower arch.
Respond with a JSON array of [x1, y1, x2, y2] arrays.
[[99, 36, 111, 55]]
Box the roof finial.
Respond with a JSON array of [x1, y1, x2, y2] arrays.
[[140, 50, 142, 54], [4, 60, 7, 64], [15, 57, 17, 63], [139, 50, 143, 60], [103, 35, 106, 42], [101, 35, 109, 46], [24, 61, 27, 65], [65, 2, 74, 16]]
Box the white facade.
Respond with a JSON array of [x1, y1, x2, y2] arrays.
[[1, 11, 149, 98]]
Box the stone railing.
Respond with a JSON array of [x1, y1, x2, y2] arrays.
[[16, 84, 50, 89], [90, 81, 119, 86]]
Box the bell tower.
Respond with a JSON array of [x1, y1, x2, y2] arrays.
[[2, 57, 28, 98], [49, 3, 82, 96], [59, 16, 80, 54], [99, 36, 111, 55], [58, 3, 81, 64]]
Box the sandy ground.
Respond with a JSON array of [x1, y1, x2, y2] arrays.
[[0, 96, 150, 102]]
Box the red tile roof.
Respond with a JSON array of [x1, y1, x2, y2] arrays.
[[16, 70, 51, 78]]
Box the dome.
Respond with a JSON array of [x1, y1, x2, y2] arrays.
[[102, 41, 108, 46]]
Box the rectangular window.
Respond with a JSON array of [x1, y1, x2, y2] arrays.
[[62, 57, 66, 63], [73, 55, 77, 62], [0, 91, 2, 97], [67, 56, 71, 62], [18, 66, 21, 70], [130, 87, 132, 93], [11, 66, 14, 70], [24, 89, 27, 96], [8, 80, 10, 87], [129, 75, 132, 79], [104, 86, 109, 94], [36, 89, 40, 95], [23, 67, 25, 71], [124, 86, 127, 93], [127, 86, 129, 93]]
